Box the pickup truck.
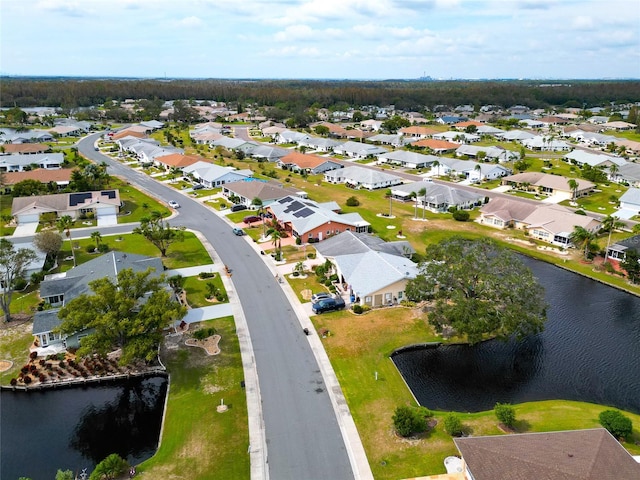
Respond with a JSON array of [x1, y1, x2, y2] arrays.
[[312, 296, 346, 314]]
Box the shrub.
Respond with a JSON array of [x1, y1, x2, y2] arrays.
[[329, 274, 339, 282], [352, 304, 363, 314], [10, 378, 17, 386], [199, 271, 216, 279], [13, 277, 27, 291], [98, 244, 109, 253], [295, 236, 302, 245], [392, 405, 428, 437], [307, 252, 316, 259], [444, 413, 464, 436], [346, 196, 360, 207], [193, 327, 217, 340], [452, 210, 470, 222], [85, 245, 96, 253], [494, 402, 516, 427], [599, 409, 633, 440], [23, 375, 32, 384], [89, 453, 129, 480], [29, 351, 38, 360], [292, 271, 300, 277]]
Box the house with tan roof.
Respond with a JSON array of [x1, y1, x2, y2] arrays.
[[111, 129, 147, 141], [222, 180, 304, 208], [311, 121, 350, 138], [277, 151, 343, 174], [0, 143, 50, 155], [400, 126, 439, 138], [479, 197, 600, 246], [411, 138, 459, 153], [2, 168, 74, 193], [451, 120, 484, 130], [154, 153, 203, 170], [501, 172, 594, 199], [454, 428, 640, 480], [11, 190, 121, 225], [601, 121, 637, 131]]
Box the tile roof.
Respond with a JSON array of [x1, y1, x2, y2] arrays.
[[3, 168, 74, 185], [1, 143, 50, 154], [279, 151, 330, 168], [411, 138, 460, 150]]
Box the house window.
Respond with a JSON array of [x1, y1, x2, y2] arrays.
[[48, 332, 56, 341], [364, 296, 372, 305], [398, 291, 404, 300]]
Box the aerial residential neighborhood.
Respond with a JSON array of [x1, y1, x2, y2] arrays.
[[2, 77, 640, 480]]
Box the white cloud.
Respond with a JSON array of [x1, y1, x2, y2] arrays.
[[176, 16, 205, 28], [572, 16, 594, 29], [274, 25, 315, 42]]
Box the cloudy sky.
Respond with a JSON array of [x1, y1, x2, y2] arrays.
[[2, 0, 639, 79]]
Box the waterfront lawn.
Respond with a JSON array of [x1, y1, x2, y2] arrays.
[[312, 307, 640, 479], [0, 319, 36, 383], [140, 316, 249, 479]]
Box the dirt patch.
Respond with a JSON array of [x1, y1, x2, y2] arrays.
[[0, 360, 13, 372], [185, 335, 221, 355]]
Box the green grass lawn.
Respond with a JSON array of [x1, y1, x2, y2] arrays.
[[311, 307, 640, 479], [183, 274, 227, 308], [139, 317, 250, 479]]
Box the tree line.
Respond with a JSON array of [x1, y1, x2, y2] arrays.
[[2, 77, 640, 112]]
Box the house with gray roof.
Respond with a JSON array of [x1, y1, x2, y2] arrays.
[[432, 131, 480, 143], [434, 158, 511, 182], [366, 134, 409, 147], [455, 144, 519, 163], [267, 195, 370, 243], [33, 252, 166, 354], [0, 129, 54, 144], [181, 161, 253, 188], [314, 231, 418, 307], [324, 165, 403, 190], [454, 428, 640, 480], [564, 149, 626, 168], [522, 136, 572, 151], [210, 136, 249, 151], [607, 234, 640, 263], [614, 187, 640, 220], [377, 150, 439, 169], [613, 162, 640, 187], [565, 129, 617, 146], [391, 181, 487, 213], [332, 141, 388, 159], [298, 136, 343, 152], [495, 129, 536, 142], [276, 129, 311, 144], [0, 153, 64, 172], [237, 142, 290, 162], [222, 180, 304, 208]]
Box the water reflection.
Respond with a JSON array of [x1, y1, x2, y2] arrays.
[[392, 257, 640, 414]]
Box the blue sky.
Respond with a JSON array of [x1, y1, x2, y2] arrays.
[[2, 0, 639, 79]]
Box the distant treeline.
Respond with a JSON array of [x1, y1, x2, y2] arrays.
[[1, 77, 640, 111]]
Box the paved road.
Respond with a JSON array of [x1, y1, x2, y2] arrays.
[[79, 133, 355, 480]]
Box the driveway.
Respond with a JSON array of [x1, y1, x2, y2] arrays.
[[12, 222, 39, 237], [541, 192, 571, 204]]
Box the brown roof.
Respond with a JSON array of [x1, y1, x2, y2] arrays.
[[411, 138, 459, 150], [455, 428, 640, 480], [155, 153, 204, 168], [111, 129, 147, 140], [1, 143, 50, 154], [3, 168, 75, 186], [480, 197, 538, 222], [452, 120, 484, 128], [503, 172, 595, 193], [400, 126, 439, 136], [279, 151, 328, 168]]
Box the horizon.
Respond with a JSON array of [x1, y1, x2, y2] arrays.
[[1, 0, 639, 80]]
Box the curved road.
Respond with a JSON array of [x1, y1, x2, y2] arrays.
[[79, 134, 355, 480]]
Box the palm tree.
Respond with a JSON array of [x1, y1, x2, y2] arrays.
[[601, 215, 625, 263], [432, 160, 440, 177], [91, 231, 102, 251], [608, 163, 619, 182], [385, 189, 393, 216], [569, 225, 596, 261], [567, 179, 579, 202], [417, 187, 427, 220], [56, 215, 76, 267], [265, 218, 284, 260]]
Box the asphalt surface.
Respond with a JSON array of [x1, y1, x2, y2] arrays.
[[78, 133, 355, 480]]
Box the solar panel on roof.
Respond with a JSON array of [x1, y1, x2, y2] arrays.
[[69, 192, 92, 206], [101, 190, 116, 199], [293, 207, 313, 218]]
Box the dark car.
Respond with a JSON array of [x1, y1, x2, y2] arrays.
[[230, 204, 247, 212], [243, 215, 262, 224], [312, 297, 345, 314], [192, 183, 205, 190]]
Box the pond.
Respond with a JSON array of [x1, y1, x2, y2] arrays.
[[391, 256, 640, 414], [0, 376, 167, 480]]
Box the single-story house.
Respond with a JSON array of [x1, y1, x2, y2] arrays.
[[277, 151, 343, 174], [266, 196, 370, 243], [11, 190, 121, 225], [209, 136, 250, 151], [454, 428, 640, 480], [332, 141, 387, 159], [314, 231, 417, 307], [615, 188, 640, 219], [360, 119, 383, 131], [501, 172, 595, 198], [479, 198, 600, 246], [238, 142, 290, 162], [298, 136, 343, 152], [324, 165, 403, 190], [565, 130, 617, 146], [181, 161, 253, 188], [391, 181, 487, 212], [276, 129, 311, 144], [521, 136, 572, 151], [0, 129, 54, 144], [2, 168, 73, 193], [476, 125, 506, 136], [607, 234, 640, 263], [366, 134, 409, 147], [48, 125, 83, 137], [451, 120, 484, 130], [377, 150, 440, 169], [33, 252, 167, 355], [564, 150, 626, 169], [613, 162, 640, 187], [495, 129, 536, 142], [433, 158, 511, 182], [431, 131, 480, 143], [154, 153, 203, 171], [0, 153, 64, 172], [411, 138, 460, 154], [600, 121, 637, 131], [222, 180, 304, 208], [0, 143, 50, 155], [399, 126, 439, 138], [455, 144, 519, 163], [436, 115, 468, 124]]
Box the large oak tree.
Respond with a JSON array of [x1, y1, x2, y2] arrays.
[[406, 237, 547, 344], [58, 268, 186, 364]]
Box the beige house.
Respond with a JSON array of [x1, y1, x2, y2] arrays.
[[502, 172, 595, 199]]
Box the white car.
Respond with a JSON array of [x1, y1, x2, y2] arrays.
[[168, 200, 180, 208]]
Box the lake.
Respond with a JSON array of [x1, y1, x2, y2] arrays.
[[391, 256, 640, 414], [0, 376, 167, 480]]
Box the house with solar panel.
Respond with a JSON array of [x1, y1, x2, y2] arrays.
[[267, 195, 370, 243], [11, 190, 121, 226]]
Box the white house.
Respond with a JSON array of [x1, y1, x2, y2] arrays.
[[324, 165, 403, 190], [182, 161, 253, 188], [377, 150, 439, 169], [332, 141, 388, 159], [0, 153, 64, 172]]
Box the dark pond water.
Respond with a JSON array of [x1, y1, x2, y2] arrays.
[[392, 256, 640, 414], [0, 376, 167, 480]]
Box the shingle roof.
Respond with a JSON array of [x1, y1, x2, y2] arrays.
[[454, 428, 640, 480]]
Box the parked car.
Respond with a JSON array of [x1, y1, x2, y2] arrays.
[[230, 204, 247, 212], [311, 292, 333, 304], [168, 200, 180, 208], [312, 297, 345, 314], [232, 227, 245, 236], [243, 215, 262, 224], [192, 183, 205, 190]]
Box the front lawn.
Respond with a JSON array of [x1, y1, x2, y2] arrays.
[[139, 317, 250, 479], [183, 274, 227, 308]]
